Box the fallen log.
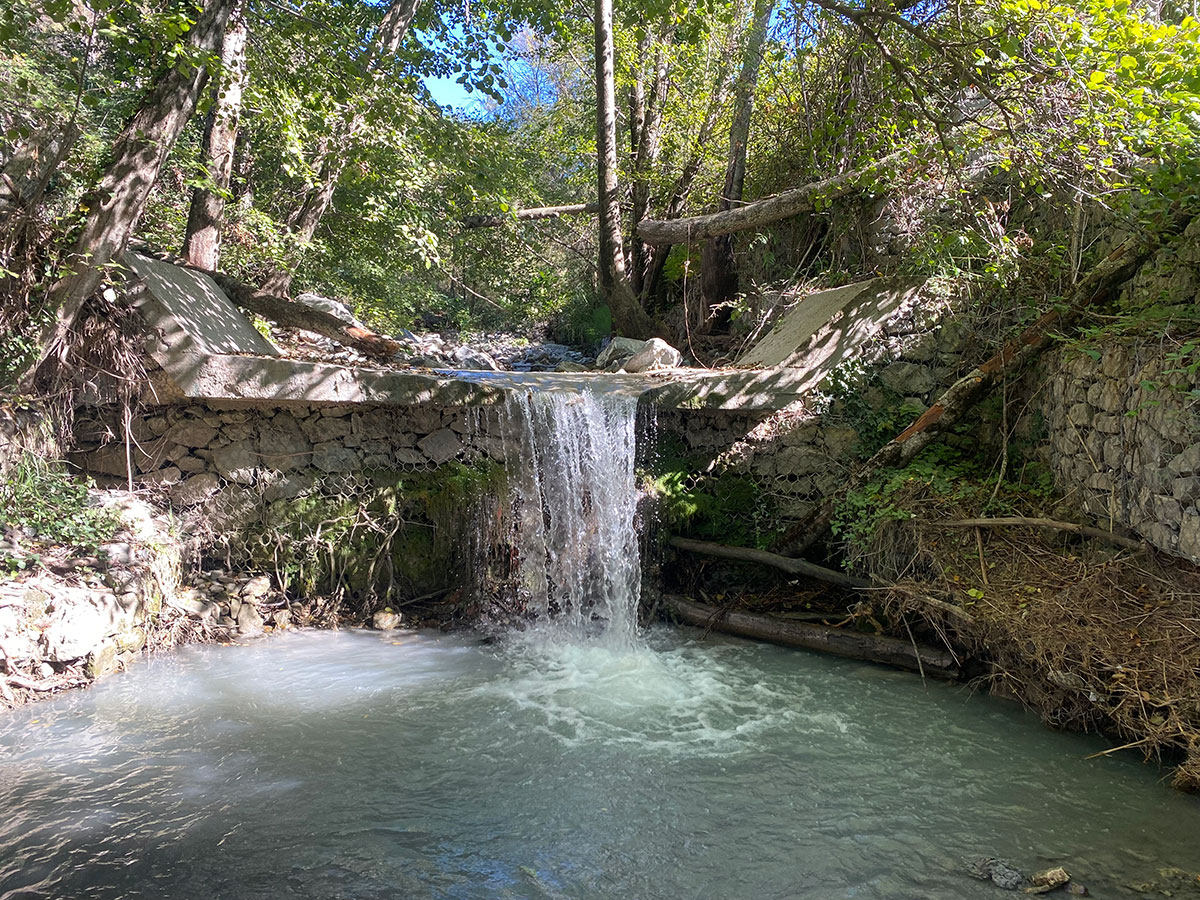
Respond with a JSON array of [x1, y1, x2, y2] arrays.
[[191, 267, 412, 363], [669, 536, 976, 627], [663, 594, 960, 679], [940, 517, 1146, 552], [461, 202, 598, 229], [669, 536, 871, 590]]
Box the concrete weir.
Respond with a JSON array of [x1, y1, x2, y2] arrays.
[[124, 251, 817, 412]]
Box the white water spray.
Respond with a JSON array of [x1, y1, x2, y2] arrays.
[[502, 388, 643, 647]]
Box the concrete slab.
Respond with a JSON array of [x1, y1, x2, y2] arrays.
[[145, 354, 813, 411], [125, 252, 280, 360], [123, 252, 816, 411], [737, 279, 924, 387]]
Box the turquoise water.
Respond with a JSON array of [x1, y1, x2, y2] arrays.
[[1, 627, 1197, 899]]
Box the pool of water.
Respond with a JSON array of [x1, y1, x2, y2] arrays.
[[1, 628, 1197, 899]]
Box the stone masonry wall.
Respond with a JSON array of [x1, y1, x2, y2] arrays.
[[74, 402, 505, 507], [1044, 343, 1200, 562]]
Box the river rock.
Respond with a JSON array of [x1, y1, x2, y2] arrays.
[[42, 595, 123, 661], [451, 346, 500, 371], [294, 292, 366, 329], [373, 608, 403, 630], [966, 857, 1025, 890], [241, 575, 272, 601], [1025, 867, 1070, 894], [623, 338, 682, 373], [555, 360, 589, 373], [236, 602, 264, 636]]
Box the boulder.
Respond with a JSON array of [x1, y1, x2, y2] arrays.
[[294, 292, 366, 329], [373, 608, 403, 630], [596, 336, 647, 368], [623, 338, 682, 373], [451, 346, 500, 371]]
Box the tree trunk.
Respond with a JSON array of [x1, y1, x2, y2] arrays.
[[182, 10, 249, 271], [262, 0, 423, 297], [669, 536, 870, 589], [460, 202, 598, 229], [20, 0, 238, 386], [637, 143, 909, 246], [197, 267, 410, 359], [702, 0, 776, 327], [663, 595, 960, 679], [594, 0, 655, 338], [638, 56, 737, 302], [0, 124, 79, 215], [629, 38, 669, 296]]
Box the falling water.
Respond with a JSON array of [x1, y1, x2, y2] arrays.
[[502, 388, 643, 646]]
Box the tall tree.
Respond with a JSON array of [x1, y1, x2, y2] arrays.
[[594, 0, 655, 337], [260, 0, 424, 296], [701, 0, 775, 327], [182, 8, 249, 271], [21, 0, 239, 385]]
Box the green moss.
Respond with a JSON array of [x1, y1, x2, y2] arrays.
[[644, 444, 784, 550], [235, 460, 506, 603]]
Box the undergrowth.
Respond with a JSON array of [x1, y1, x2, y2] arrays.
[[643, 437, 785, 550], [0, 454, 121, 572]]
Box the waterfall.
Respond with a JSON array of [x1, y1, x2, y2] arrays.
[[502, 388, 643, 647]]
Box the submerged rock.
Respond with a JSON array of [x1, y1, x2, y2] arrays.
[[966, 857, 1025, 890]]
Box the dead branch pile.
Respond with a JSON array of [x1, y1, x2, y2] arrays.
[[865, 487, 1200, 790]]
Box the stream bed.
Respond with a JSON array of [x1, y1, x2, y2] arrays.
[[2, 627, 1198, 899]]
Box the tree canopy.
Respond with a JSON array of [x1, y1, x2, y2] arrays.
[[2, 0, 1198, 381]]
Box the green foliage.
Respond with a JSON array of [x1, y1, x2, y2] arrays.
[[236, 461, 504, 600], [0, 456, 122, 571], [819, 361, 927, 459], [645, 444, 784, 549], [832, 442, 1057, 571]]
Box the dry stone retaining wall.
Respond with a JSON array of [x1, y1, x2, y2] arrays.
[[1044, 343, 1200, 562]]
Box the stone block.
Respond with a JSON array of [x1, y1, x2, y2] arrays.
[[407, 406, 443, 434], [176, 455, 207, 474], [1067, 403, 1092, 428], [773, 446, 828, 478], [1153, 495, 1183, 524], [212, 441, 258, 484], [1168, 444, 1200, 476], [171, 472, 221, 506], [1180, 512, 1200, 561], [351, 411, 396, 440], [301, 414, 351, 443], [822, 425, 859, 458], [311, 442, 359, 473], [418, 428, 462, 465], [880, 361, 935, 396], [261, 472, 314, 502], [1173, 476, 1200, 503], [258, 414, 310, 471], [1102, 438, 1127, 471], [167, 417, 218, 448]]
